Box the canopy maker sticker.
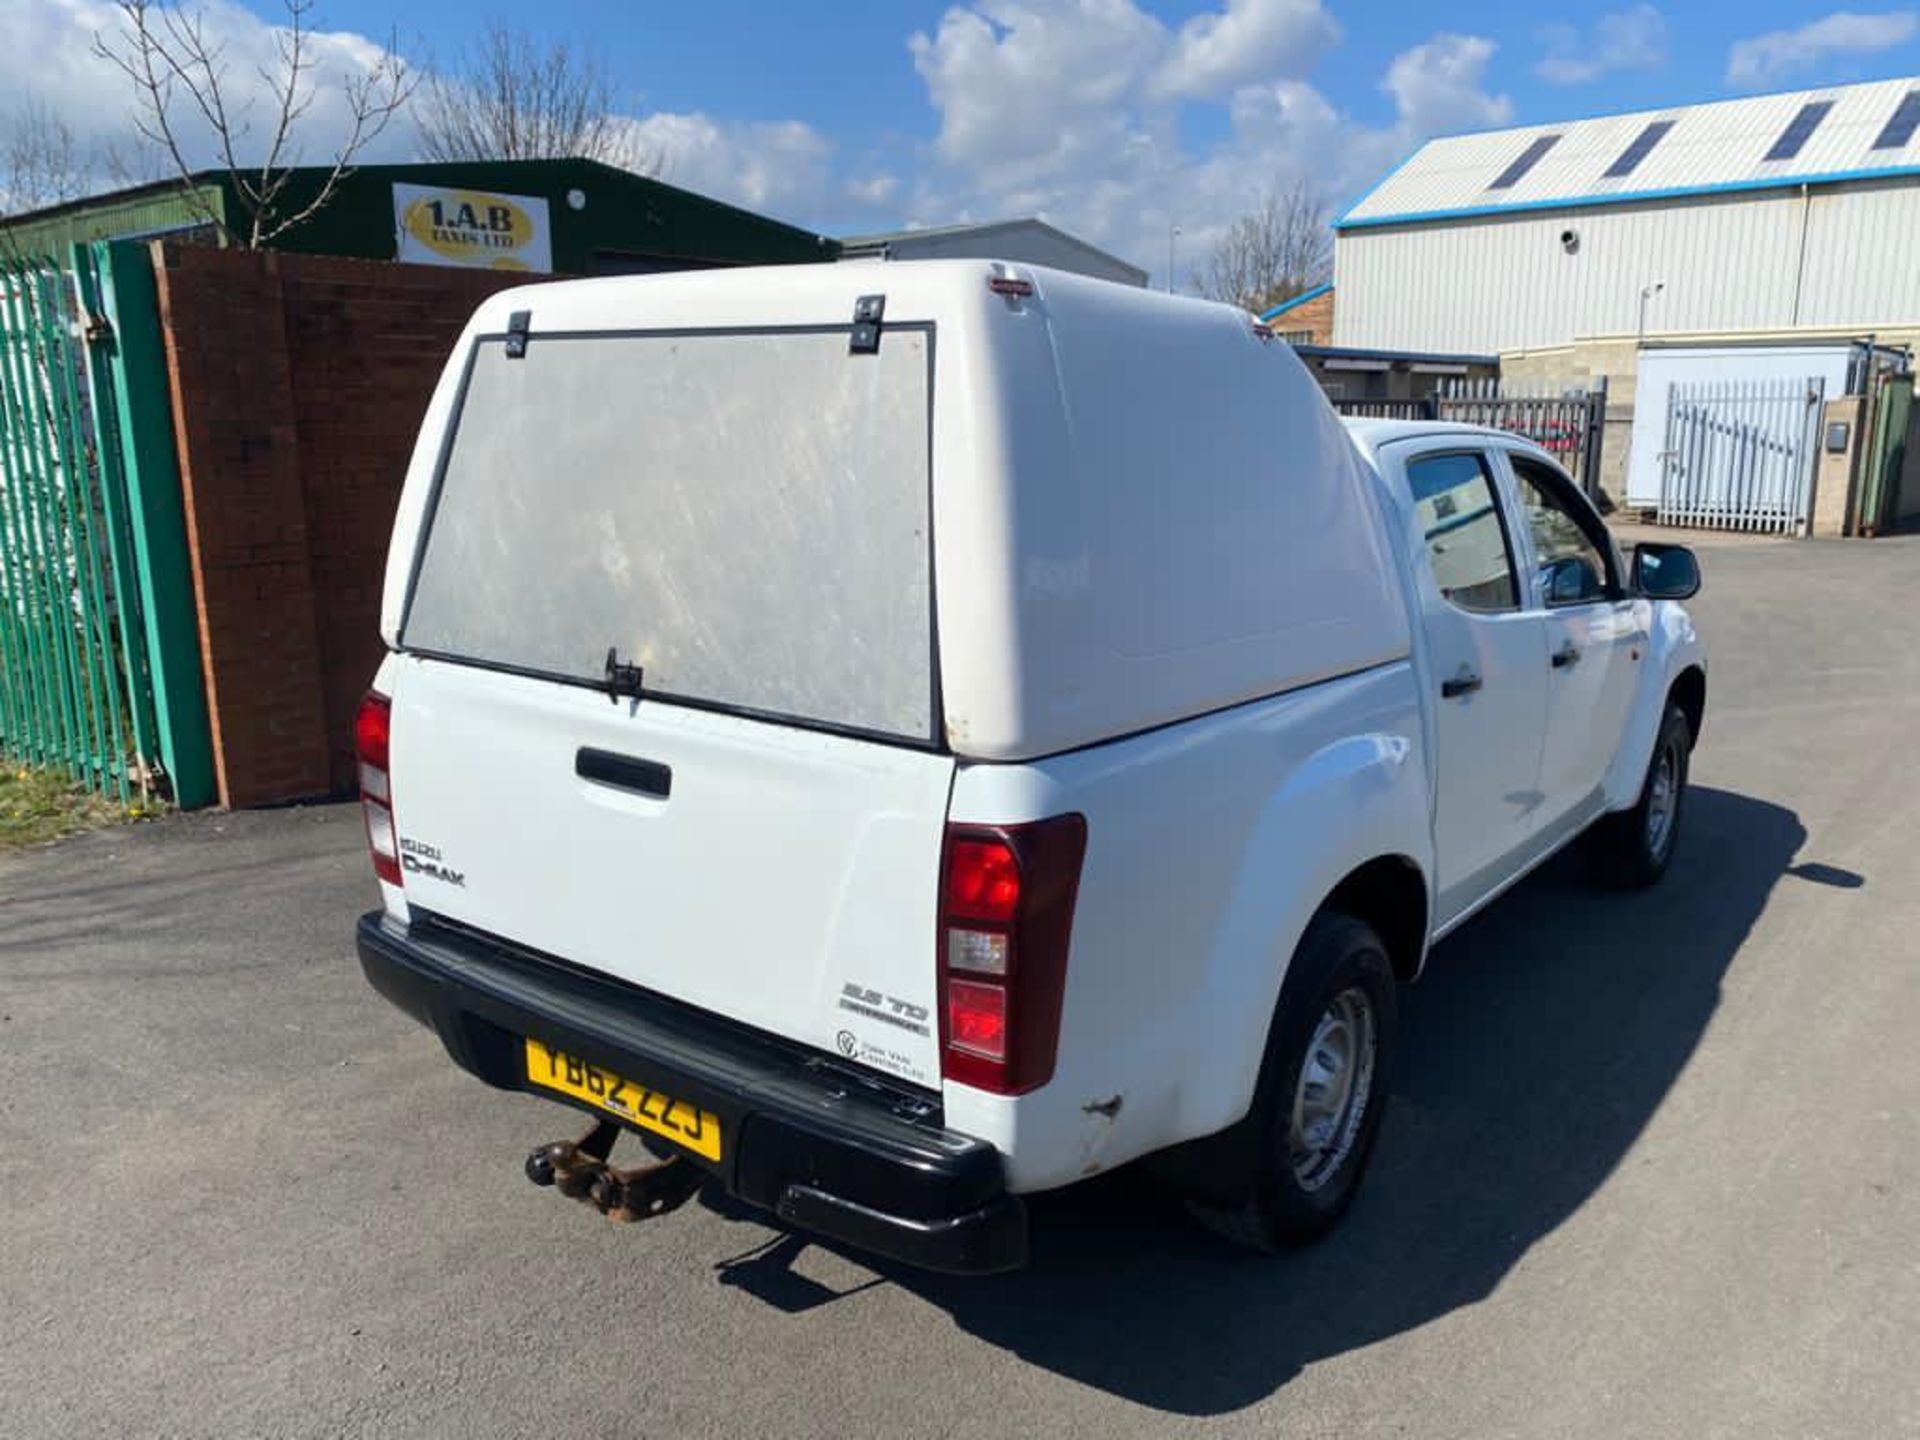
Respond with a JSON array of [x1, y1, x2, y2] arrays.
[[394, 184, 553, 272]]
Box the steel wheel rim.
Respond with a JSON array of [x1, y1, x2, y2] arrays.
[[1646, 739, 1680, 858], [1289, 986, 1377, 1192]]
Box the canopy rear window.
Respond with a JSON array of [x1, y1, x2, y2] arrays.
[[402, 326, 936, 742]]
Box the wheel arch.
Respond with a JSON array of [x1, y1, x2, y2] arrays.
[[1146, 860, 1422, 1208], [1670, 664, 1706, 746], [1323, 853, 1430, 983]]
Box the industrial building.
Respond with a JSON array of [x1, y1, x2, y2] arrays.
[[840, 219, 1148, 286], [0, 158, 835, 275], [1331, 76, 1920, 535], [1333, 75, 1920, 355]]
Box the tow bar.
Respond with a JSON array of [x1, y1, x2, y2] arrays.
[[523, 1119, 704, 1223]]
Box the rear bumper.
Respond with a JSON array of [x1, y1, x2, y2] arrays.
[[356, 910, 1025, 1274]]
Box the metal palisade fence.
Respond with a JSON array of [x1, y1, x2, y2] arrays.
[[1332, 380, 1610, 498], [1657, 377, 1825, 535], [0, 244, 211, 806]]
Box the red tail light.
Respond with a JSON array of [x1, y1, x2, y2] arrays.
[[937, 814, 1087, 1094], [356, 690, 402, 886]]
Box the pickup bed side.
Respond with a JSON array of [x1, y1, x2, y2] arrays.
[[937, 660, 1433, 1193]]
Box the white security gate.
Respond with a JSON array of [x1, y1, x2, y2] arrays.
[[1658, 378, 1825, 534]]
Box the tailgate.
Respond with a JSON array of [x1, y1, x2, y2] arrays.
[[388, 656, 954, 1088], [381, 317, 951, 1088]]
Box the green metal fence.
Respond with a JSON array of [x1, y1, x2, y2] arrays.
[[0, 243, 212, 807]]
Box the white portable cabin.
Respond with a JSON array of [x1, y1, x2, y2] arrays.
[[1623, 340, 1894, 508]]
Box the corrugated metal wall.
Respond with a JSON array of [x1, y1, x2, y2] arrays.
[[1334, 181, 1920, 354], [1796, 183, 1920, 326]]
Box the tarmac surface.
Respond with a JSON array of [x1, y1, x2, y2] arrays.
[[3, 531, 1916, 1437]]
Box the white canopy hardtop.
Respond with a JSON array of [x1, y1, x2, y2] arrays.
[[385, 259, 1409, 760]]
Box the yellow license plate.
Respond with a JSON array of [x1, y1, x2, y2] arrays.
[[523, 1038, 722, 1161]]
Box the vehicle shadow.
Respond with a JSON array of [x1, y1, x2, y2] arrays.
[[786, 786, 1807, 1414]]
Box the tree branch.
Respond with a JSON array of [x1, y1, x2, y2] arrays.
[[93, 0, 414, 250]]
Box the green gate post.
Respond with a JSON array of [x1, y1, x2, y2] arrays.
[[0, 319, 35, 760], [0, 268, 52, 764], [18, 263, 95, 782], [88, 241, 213, 808], [39, 263, 130, 799], [0, 261, 82, 778], [0, 269, 39, 760]]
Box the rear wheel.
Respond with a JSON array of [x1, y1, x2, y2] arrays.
[[1587, 702, 1692, 888], [1191, 912, 1398, 1252]]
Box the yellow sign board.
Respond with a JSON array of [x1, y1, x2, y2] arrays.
[[393, 183, 552, 272]]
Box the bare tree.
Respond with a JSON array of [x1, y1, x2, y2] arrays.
[[2, 99, 89, 215], [1196, 181, 1332, 314], [415, 22, 657, 174], [92, 0, 414, 249]]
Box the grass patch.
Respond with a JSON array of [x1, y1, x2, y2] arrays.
[[0, 764, 162, 850]]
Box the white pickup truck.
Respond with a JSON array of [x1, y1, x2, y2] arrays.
[[354, 261, 1705, 1274]]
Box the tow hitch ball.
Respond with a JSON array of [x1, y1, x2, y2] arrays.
[[524, 1119, 703, 1223]]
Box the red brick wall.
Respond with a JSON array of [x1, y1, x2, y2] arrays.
[[152, 244, 521, 806], [1269, 287, 1334, 344]]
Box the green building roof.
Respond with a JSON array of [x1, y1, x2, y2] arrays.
[[1, 158, 837, 273]]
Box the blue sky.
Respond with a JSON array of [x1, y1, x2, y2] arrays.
[[301, 2, 1920, 144], [10, 1, 1920, 281]]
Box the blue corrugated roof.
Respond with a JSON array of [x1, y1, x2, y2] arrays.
[[1336, 161, 1920, 231], [1338, 74, 1920, 230]]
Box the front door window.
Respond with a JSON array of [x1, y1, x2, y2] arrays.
[[1509, 457, 1617, 605]]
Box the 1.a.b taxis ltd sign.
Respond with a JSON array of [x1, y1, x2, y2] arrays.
[[393, 183, 553, 272]]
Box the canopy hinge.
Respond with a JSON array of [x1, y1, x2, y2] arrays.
[[850, 293, 885, 354]]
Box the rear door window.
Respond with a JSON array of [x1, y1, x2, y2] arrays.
[[402, 327, 936, 742], [1406, 451, 1519, 613]]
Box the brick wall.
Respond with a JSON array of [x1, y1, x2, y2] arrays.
[[152, 244, 521, 806], [1270, 287, 1334, 344]]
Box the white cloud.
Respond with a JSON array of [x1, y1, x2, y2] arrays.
[[1726, 10, 1918, 88], [1382, 34, 1513, 137], [1535, 5, 1668, 85], [1153, 0, 1339, 100], [844, 174, 901, 207], [0, 0, 417, 180], [0, 0, 839, 228], [626, 113, 834, 222], [908, 0, 1168, 184], [904, 3, 1510, 285], [7, 0, 1518, 292]]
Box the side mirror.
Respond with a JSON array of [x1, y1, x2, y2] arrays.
[[1631, 542, 1700, 600]]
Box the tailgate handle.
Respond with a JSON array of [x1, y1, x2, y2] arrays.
[[576, 748, 672, 800]]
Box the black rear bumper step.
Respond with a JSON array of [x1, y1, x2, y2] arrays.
[[356, 910, 1026, 1274]]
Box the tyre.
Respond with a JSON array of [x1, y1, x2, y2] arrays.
[[1587, 701, 1691, 889], [1190, 912, 1398, 1253]]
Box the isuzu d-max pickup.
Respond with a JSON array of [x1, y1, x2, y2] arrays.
[[354, 261, 1705, 1273]]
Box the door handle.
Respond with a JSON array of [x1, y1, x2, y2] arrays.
[[1441, 671, 1483, 699], [577, 747, 672, 799], [1551, 643, 1581, 669]]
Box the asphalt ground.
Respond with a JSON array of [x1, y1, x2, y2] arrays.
[[3, 531, 1916, 1438]]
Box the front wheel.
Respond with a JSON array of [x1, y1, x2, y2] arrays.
[[1587, 701, 1692, 888], [1190, 912, 1398, 1252]]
